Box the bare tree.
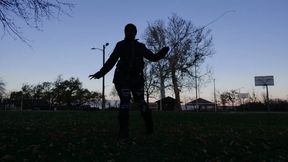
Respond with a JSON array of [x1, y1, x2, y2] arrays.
[[220, 92, 230, 107], [188, 64, 213, 99], [165, 14, 195, 109], [229, 90, 238, 107], [143, 60, 158, 104], [0, 0, 73, 44], [145, 14, 214, 109], [109, 85, 118, 99], [0, 79, 5, 99], [187, 28, 214, 100], [144, 20, 170, 110], [220, 90, 238, 107], [249, 90, 258, 103]]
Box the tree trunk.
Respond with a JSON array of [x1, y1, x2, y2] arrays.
[[171, 65, 181, 110], [146, 89, 149, 108], [159, 68, 166, 111]]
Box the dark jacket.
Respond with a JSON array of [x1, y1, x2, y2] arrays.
[[96, 39, 167, 85]]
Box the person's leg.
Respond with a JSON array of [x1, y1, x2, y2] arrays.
[[131, 85, 154, 134], [115, 85, 131, 138]]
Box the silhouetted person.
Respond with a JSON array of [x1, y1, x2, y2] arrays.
[[89, 23, 169, 140]]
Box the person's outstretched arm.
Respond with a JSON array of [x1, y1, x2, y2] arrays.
[[89, 43, 120, 79], [143, 45, 169, 62]]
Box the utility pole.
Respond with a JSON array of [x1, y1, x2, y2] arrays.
[[91, 43, 109, 109], [21, 92, 23, 111], [213, 79, 217, 112], [265, 84, 270, 111], [195, 64, 198, 111]]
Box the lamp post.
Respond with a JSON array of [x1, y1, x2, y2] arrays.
[[213, 79, 217, 112], [193, 54, 199, 111], [91, 43, 109, 109]]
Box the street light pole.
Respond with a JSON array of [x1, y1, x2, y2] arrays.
[[102, 44, 106, 110], [195, 63, 198, 111], [213, 79, 217, 112], [91, 43, 109, 110]]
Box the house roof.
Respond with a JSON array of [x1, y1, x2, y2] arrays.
[[155, 96, 176, 103], [186, 98, 214, 105]]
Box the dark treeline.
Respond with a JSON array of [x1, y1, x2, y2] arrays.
[[0, 75, 102, 111], [219, 99, 288, 112], [218, 90, 288, 112], [240, 99, 288, 112]]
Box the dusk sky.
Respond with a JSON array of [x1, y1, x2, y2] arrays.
[[1, 0, 288, 102]]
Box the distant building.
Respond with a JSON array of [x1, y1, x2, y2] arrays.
[[105, 100, 158, 111], [148, 102, 158, 111], [155, 96, 177, 111], [185, 98, 216, 111]]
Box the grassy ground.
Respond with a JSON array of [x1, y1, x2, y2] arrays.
[[0, 111, 288, 162]]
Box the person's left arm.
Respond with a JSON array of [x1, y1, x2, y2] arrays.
[[89, 43, 121, 79], [143, 44, 169, 62]]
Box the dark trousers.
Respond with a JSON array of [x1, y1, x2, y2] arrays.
[[115, 83, 153, 138]]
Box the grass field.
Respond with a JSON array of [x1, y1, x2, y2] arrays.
[[0, 111, 288, 162]]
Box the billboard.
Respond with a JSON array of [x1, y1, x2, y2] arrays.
[[254, 76, 274, 86]]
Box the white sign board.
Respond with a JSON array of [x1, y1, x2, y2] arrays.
[[238, 93, 250, 99], [255, 76, 274, 86]]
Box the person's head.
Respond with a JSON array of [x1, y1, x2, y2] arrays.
[[124, 23, 137, 40]]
